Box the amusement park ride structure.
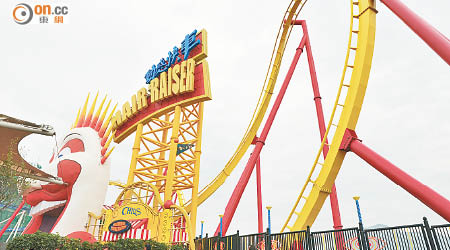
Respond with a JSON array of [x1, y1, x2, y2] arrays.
[[1, 0, 449, 248], [94, 0, 450, 245]]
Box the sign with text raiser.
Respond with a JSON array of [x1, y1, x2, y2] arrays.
[[112, 29, 212, 142]]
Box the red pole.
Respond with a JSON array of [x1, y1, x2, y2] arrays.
[[256, 156, 263, 233], [214, 35, 308, 236], [344, 130, 450, 222], [0, 200, 26, 238], [380, 0, 450, 65], [301, 20, 344, 250], [301, 20, 343, 230]]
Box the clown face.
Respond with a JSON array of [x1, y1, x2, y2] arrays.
[[23, 127, 111, 236]]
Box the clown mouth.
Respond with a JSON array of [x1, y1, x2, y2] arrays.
[[23, 159, 81, 234], [29, 200, 68, 233], [24, 182, 71, 234], [30, 200, 66, 217]]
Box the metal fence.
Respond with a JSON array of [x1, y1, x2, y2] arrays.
[[240, 232, 266, 250], [364, 224, 431, 250], [268, 230, 308, 250], [310, 227, 361, 250], [195, 234, 239, 250], [195, 218, 450, 250], [431, 224, 450, 250]]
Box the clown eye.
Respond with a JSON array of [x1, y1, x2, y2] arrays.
[[58, 147, 71, 158], [59, 138, 85, 155]]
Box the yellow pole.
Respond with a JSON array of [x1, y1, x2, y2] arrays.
[[125, 123, 143, 200], [154, 114, 170, 209], [164, 105, 181, 201], [128, 123, 143, 185], [160, 105, 181, 243], [190, 103, 204, 236], [151, 114, 170, 234]]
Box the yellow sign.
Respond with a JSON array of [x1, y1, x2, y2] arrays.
[[111, 88, 148, 130], [111, 29, 211, 143], [112, 202, 151, 221], [111, 57, 196, 131], [148, 58, 196, 103], [158, 209, 172, 243]]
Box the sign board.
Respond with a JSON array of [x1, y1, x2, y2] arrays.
[[112, 202, 152, 221], [108, 220, 132, 234], [112, 29, 212, 142]]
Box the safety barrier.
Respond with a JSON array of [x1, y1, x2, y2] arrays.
[[310, 228, 361, 250], [365, 223, 432, 249], [195, 234, 239, 250], [195, 217, 450, 250], [431, 224, 450, 250], [240, 232, 266, 250], [268, 230, 308, 250]]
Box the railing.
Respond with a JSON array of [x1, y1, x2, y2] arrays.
[[240, 232, 265, 250], [85, 211, 106, 241], [195, 217, 450, 250], [431, 224, 450, 250], [364, 224, 431, 250], [195, 234, 239, 250], [310, 227, 361, 250], [268, 230, 308, 250]]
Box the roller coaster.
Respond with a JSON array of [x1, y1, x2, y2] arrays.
[[189, 0, 450, 240], [1, 0, 449, 248]]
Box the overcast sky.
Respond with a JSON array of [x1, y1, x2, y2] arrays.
[[1, 0, 449, 237]]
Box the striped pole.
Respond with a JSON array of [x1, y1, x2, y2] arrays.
[[200, 221, 204, 238], [219, 215, 223, 237], [353, 196, 363, 225], [266, 206, 272, 235]]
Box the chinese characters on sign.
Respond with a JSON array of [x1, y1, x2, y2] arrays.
[[144, 29, 201, 84], [111, 28, 211, 142]]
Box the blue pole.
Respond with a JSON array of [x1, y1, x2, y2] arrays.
[[266, 206, 272, 235], [200, 221, 204, 238], [219, 215, 223, 237], [353, 198, 363, 225], [354, 196, 368, 249]]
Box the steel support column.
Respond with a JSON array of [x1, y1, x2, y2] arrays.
[[214, 34, 307, 236], [301, 20, 343, 230], [380, 0, 450, 65], [256, 156, 263, 233], [341, 129, 450, 222]]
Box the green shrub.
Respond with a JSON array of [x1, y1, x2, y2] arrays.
[[106, 238, 144, 250], [145, 239, 169, 250], [6, 231, 63, 250], [59, 238, 82, 250], [169, 244, 187, 250], [6, 231, 188, 250]]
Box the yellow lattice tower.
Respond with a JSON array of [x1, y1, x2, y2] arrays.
[[108, 30, 210, 248], [126, 102, 204, 242]]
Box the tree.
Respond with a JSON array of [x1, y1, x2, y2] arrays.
[[0, 142, 30, 210]]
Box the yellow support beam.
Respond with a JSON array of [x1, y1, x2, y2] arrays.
[[127, 123, 143, 185], [160, 105, 181, 243], [289, 0, 377, 230], [164, 105, 181, 201], [189, 102, 204, 236]]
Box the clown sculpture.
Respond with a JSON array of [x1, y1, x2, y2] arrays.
[[23, 93, 116, 236]]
